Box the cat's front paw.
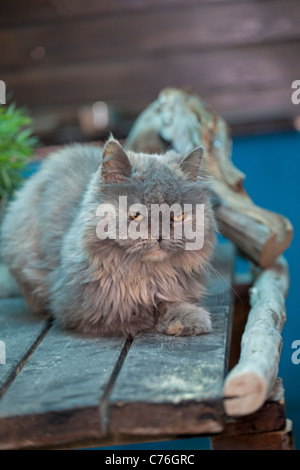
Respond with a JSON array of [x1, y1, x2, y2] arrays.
[[156, 304, 212, 336]]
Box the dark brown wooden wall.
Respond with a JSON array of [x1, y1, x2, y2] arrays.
[[1, 0, 300, 142]]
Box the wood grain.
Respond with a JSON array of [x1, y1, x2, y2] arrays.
[[0, 298, 49, 396], [215, 205, 293, 268], [1, 0, 300, 140], [0, 0, 279, 27], [27, 84, 300, 141], [2, 1, 300, 69], [108, 242, 235, 436], [3, 41, 300, 109], [211, 419, 294, 450], [0, 326, 126, 449]]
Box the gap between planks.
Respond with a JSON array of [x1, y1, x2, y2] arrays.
[[0, 320, 52, 400], [99, 336, 133, 435]]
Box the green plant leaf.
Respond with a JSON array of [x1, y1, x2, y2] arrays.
[[0, 102, 38, 201]]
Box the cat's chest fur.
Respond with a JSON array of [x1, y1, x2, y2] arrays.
[[89, 257, 194, 314]]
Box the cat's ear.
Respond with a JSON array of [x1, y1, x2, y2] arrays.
[[180, 146, 204, 180], [101, 138, 131, 183]]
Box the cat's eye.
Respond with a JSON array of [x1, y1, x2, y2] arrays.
[[172, 213, 184, 222], [130, 211, 144, 221]]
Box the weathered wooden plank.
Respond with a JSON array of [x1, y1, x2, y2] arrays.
[[0, 0, 261, 27], [108, 242, 235, 436], [3, 41, 300, 112], [208, 85, 299, 123], [0, 326, 127, 449], [211, 419, 295, 450], [0, 298, 49, 395], [2, 1, 300, 69], [26, 84, 299, 142]]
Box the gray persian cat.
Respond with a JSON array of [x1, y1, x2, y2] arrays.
[[1, 138, 216, 337]]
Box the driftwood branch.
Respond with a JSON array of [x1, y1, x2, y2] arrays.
[[126, 88, 293, 267], [223, 256, 289, 416]]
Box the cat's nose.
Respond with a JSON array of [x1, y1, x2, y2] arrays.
[[158, 235, 163, 243]]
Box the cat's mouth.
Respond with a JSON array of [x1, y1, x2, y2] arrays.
[[143, 243, 169, 261]]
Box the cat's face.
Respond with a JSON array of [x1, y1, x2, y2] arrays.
[[95, 138, 214, 263]]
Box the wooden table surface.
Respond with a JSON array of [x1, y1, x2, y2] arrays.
[[0, 241, 288, 449]]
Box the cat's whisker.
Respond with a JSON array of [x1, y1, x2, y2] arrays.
[[185, 251, 210, 281], [205, 259, 243, 305], [112, 250, 136, 283], [119, 252, 139, 283], [183, 251, 217, 299], [186, 250, 236, 304]]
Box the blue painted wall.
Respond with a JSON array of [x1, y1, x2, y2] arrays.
[[232, 130, 300, 450]]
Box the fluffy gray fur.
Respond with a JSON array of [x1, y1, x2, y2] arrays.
[[1, 138, 216, 337]]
